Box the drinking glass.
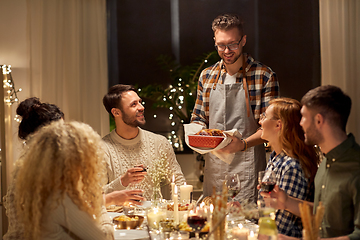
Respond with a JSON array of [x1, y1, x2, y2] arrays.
[[258, 170, 276, 193], [224, 173, 241, 202], [187, 204, 208, 240]]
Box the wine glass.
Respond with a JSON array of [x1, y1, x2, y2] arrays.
[[187, 204, 208, 240], [224, 173, 241, 202], [258, 170, 276, 193]]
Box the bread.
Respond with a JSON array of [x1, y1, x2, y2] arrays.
[[106, 205, 123, 213], [202, 196, 213, 206], [195, 129, 224, 137]]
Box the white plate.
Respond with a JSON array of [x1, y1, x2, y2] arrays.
[[114, 229, 149, 240]]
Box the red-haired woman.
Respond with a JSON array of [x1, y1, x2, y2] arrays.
[[259, 98, 319, 238]]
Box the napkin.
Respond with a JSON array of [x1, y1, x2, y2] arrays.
[[183, 123, 242, 164]]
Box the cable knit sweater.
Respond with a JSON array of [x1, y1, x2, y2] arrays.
[[102, 128, 186, 199]]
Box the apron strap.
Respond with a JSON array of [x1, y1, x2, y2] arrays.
[[212, 56, 251, 118], [212, 62, 222, 90], [242, 54, 251, 118]]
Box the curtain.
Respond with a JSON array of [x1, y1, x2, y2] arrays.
[[319, 0, 360, 140], [27, 0, 109, 136]]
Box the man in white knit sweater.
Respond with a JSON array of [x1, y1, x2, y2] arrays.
[[102, 84, 186, 200]]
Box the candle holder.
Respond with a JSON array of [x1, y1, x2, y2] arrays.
[[147, 204, 167, 230]]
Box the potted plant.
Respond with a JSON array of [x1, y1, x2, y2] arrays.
[[138, 51, 219, 124]]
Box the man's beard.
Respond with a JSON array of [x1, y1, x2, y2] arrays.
[[304, 122, 324, 146], [121, 111, 146, 128], [221, 52, 241, 65]]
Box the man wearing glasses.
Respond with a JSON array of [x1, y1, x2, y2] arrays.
[[190, 13, 280, 203]]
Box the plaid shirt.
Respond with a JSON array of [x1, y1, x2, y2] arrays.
[[260, 151, 312, 238], [190, 54, 279, 126]]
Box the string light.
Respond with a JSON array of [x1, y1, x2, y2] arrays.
[[2, 65, 21, 106], [14, 114, 21, 122]]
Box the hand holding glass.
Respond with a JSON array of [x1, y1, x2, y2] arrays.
[[258, 171, 276, 193]]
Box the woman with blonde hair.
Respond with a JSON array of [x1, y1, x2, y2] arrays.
[[14, 121, 114, 240], [259, 97, 318, 238]]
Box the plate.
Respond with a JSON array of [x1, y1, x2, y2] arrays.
[[188, 135, 225, 148], [114, 229, 149, 240]]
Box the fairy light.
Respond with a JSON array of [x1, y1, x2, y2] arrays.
[[14, 114, 21, 122], [2, 65, 21, 106]]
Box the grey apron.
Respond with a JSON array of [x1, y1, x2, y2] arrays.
[[203, 64, 266, 203]]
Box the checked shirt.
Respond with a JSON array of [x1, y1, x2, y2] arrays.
[[190, 53, 279, 126], [260, 151, 312, 238]]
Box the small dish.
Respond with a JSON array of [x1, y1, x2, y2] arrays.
[[113, 215, 144, 230]]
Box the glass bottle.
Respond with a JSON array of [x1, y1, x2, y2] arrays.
[[257, 199, 278, 240]]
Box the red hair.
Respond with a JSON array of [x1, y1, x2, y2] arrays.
[[270, 98, 319, 181]]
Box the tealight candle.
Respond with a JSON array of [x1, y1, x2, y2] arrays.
[[147, 207, 167, 229], [248, 231, 257, 240], [231, 224, 249, 240], [180, 183, 193, 202]]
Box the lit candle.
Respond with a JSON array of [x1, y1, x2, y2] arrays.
[[174, 185, 179, 225], [231, 224, 249, 240], [171, 175, 175, 196], [147, 207, 167, 229], [248, 231, 257, 240], [180, 182, 193, 202]]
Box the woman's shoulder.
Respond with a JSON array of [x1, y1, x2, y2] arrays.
[[277, 152, 303, 171]]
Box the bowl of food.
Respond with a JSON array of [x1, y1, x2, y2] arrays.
[[188, 129, 225, 148], [113, 215, 144, 229]]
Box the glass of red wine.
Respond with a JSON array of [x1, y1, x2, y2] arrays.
[[187, 204, 208, 240], [259, 170, 276, 193], [225, 173, 241, 202]]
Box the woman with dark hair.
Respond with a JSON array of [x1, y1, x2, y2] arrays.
[[16, 97, 64, 140], [258, 98, 319, 238]]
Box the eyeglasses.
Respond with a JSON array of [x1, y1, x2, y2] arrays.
[[260, 112, 279, 122], [214, 36, 243, 52]]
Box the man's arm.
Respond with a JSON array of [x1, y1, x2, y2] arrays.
[[219, 128, 266, 153], [261, 185, 313, 217], [190, 70, 209, 126]]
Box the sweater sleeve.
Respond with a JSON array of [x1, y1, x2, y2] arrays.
[[102, 141, 126, 194], [50, 195, 114, 240]]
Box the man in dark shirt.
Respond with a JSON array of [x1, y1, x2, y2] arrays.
[[262, 85, 360, 240]]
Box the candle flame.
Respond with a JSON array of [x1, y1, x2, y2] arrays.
[[172, 175, 175, 183]]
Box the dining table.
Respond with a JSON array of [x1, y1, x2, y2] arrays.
[[106, 203, 259, 240]]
